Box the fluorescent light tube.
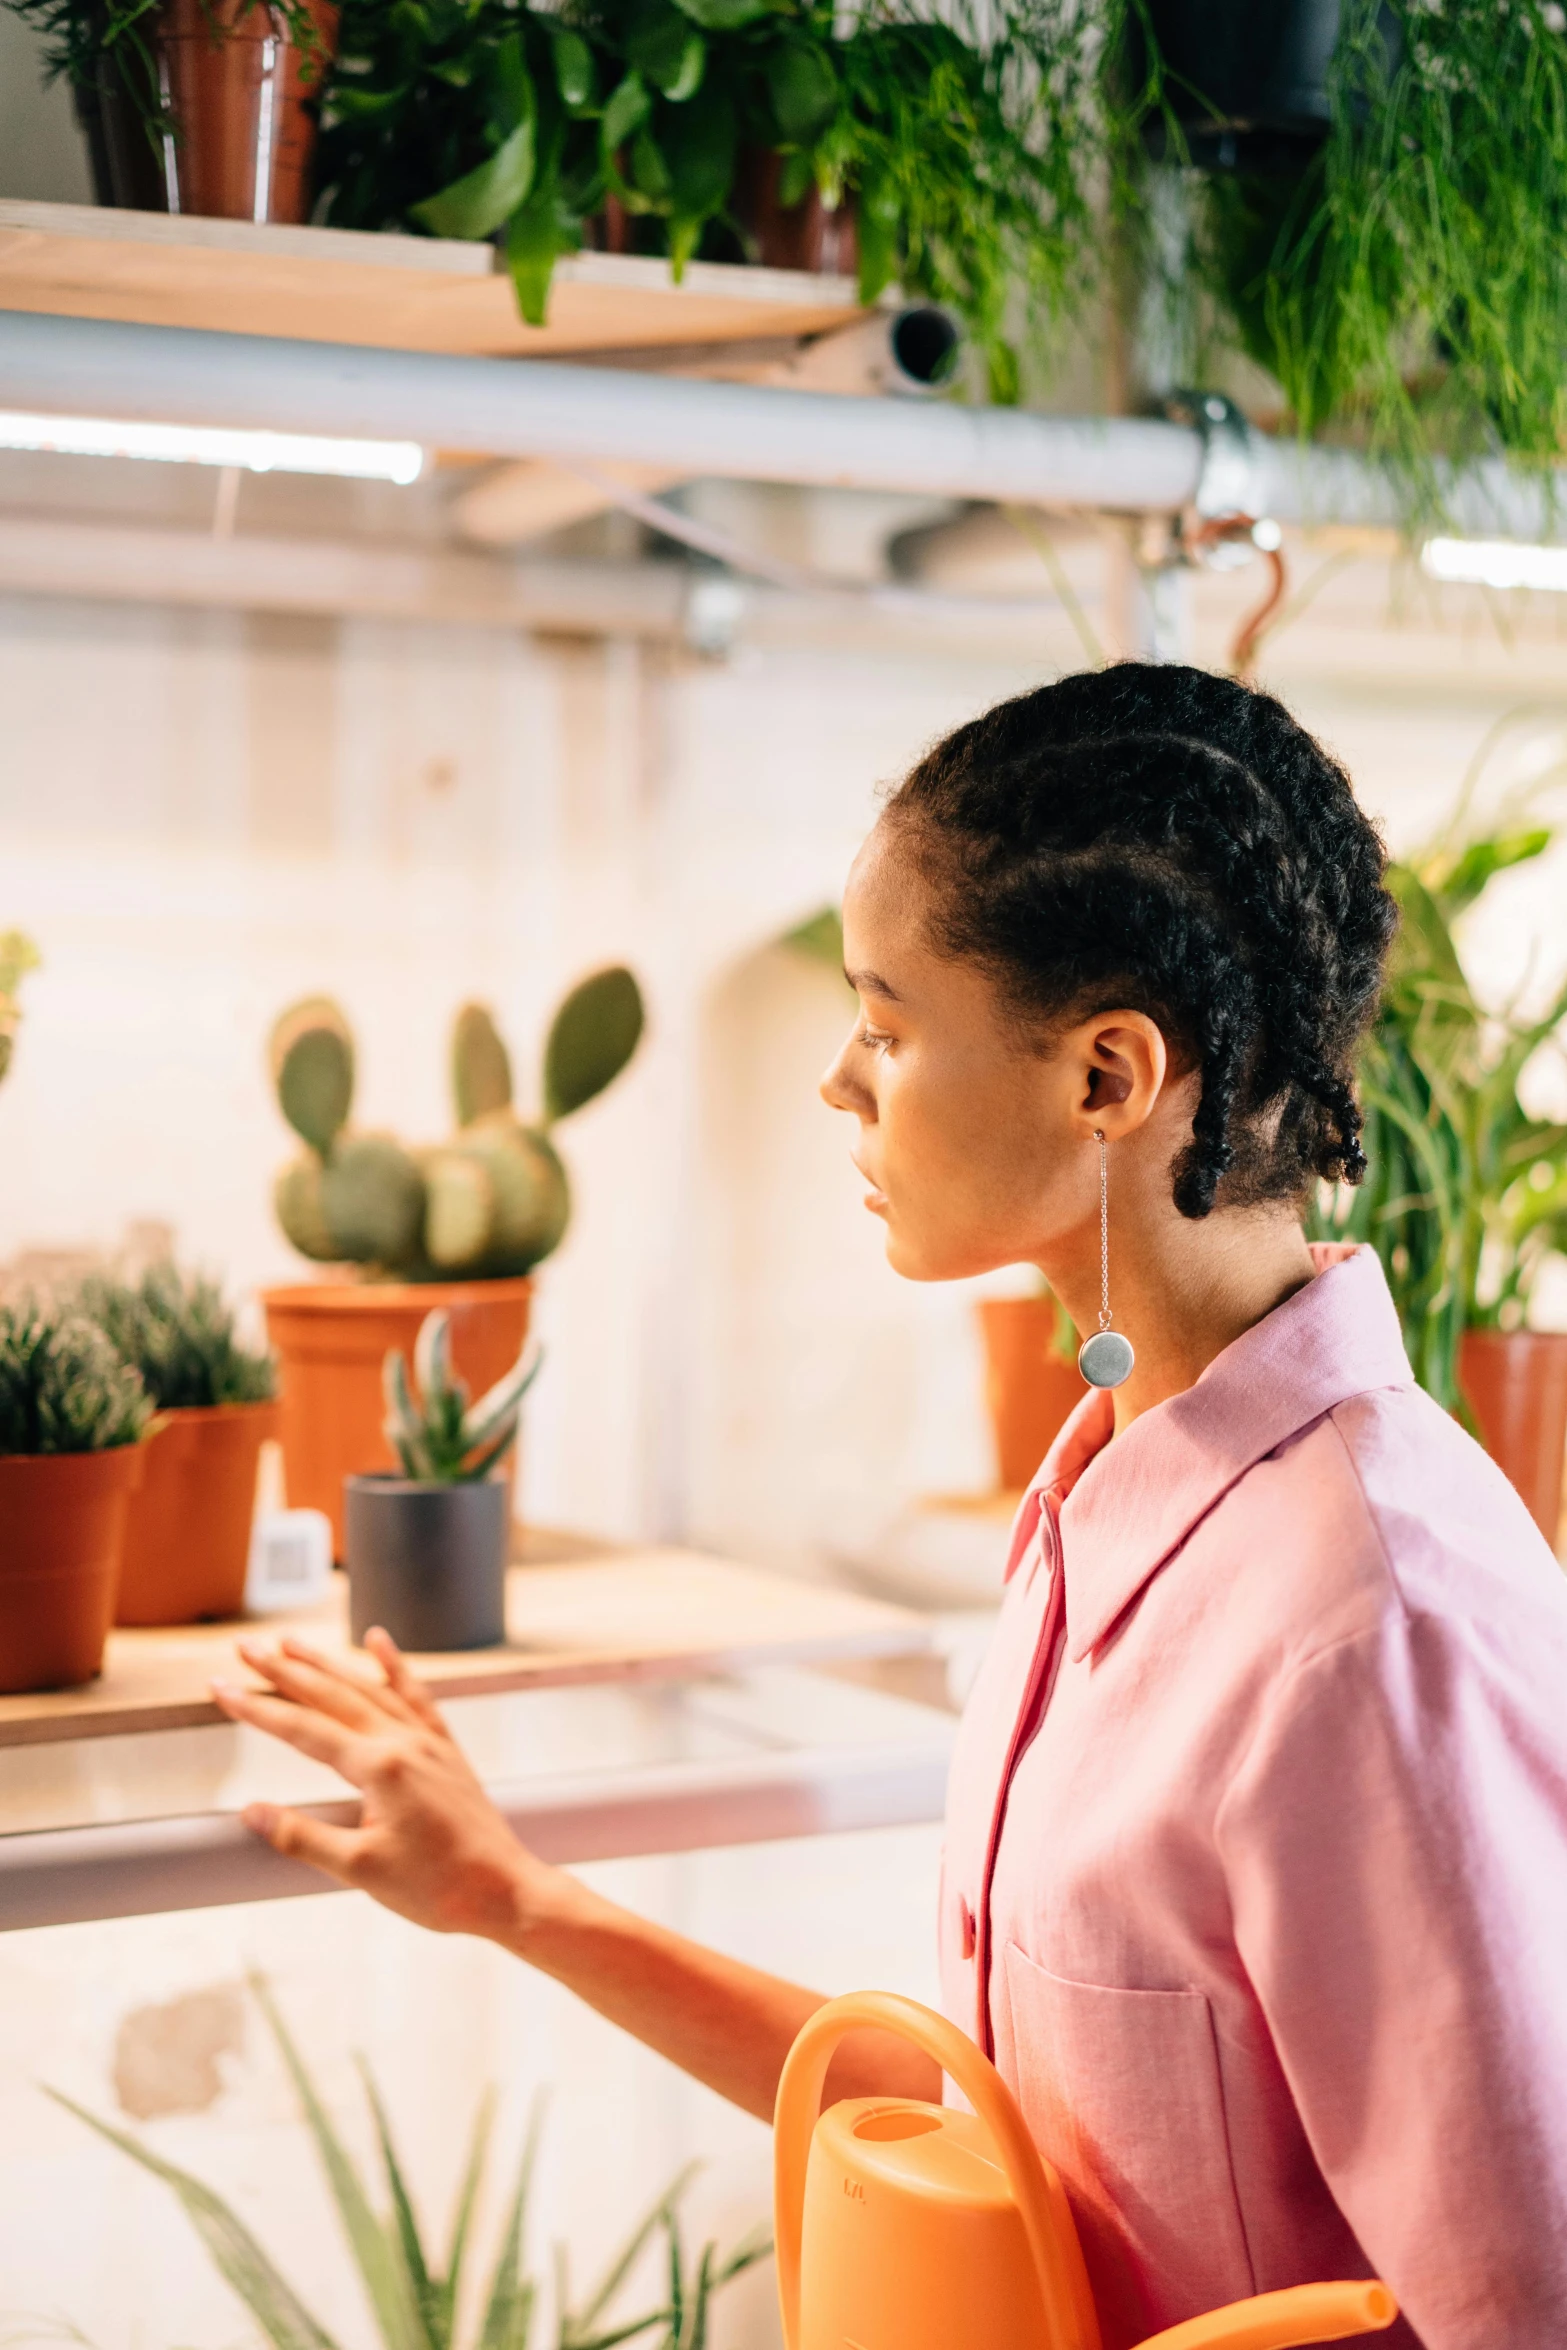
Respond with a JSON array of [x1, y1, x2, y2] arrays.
[[0, 411, 424, 484], [1422, 535, 1567, 593]]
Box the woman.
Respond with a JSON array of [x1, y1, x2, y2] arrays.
[[215, 666, 1567, 2349]]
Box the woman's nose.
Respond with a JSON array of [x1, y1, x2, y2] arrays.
[[819, 1038, 866, 1115]]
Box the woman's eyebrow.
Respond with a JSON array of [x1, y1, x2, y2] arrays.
[[845, 967, 903, 1002]]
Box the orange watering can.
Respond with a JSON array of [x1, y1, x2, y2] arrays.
[[775, 1991, 1398, 2350]]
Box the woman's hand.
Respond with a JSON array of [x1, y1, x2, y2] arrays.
[[211, 1628, 551, 1943]]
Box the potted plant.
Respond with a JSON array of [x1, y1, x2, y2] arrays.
[[314, 0, 1101, 394], [76, 1263, 278, 1626], [1315, 816, 1567, 1539], [0, 930, 40, 1085], [977, 1286, 1085, 1493], [53, 1972, 770, 2348], [262, 965, 643, 1557], [6, 0, 338, 220], [1123, 1, 1567, 493], [341, 1305, 539, 1648], [0, 1303, 150, 1694]]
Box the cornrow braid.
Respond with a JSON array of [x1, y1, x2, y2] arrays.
[[884, 665, 1397, 1220]]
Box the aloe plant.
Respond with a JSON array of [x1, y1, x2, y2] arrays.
[[1312, 815, 1567, 1411], [47, 1975, 769, 2350], [383, 1310, 541, 1484]]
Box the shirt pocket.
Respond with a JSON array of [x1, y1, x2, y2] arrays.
[[997, 1941, 1255, 2347]]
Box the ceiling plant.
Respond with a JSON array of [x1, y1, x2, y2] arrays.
[[1118, 0, 1567, 502], [315, 0, 1103, 394], [50, 1972, 769, 2350]]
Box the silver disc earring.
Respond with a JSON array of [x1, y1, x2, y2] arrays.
[[1078, 1129, 1135, 1390]]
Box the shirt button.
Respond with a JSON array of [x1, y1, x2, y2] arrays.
[[960, 1902, 976, 1960]]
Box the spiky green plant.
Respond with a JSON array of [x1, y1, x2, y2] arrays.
[[1312, 818, 1567, 1410], [270, 970, 644, 1284], [383, 1310, 541, 1484], [0, 1304, 150, 1455], [48, 1974, 769, 2350], [75, 1264, 276, 1412]]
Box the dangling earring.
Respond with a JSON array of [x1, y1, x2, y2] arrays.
[[1078, 1129, 1135, 1390]]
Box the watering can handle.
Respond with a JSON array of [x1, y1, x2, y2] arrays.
[[772, 1989, 1102, 2350], [772, 1991, 1400, 2350]]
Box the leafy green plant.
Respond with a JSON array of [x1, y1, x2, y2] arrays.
[[0, 930, 39, 1088], [5, 0, 330, 162], [315, 0, 1103, 392], [1312, 819, 1567, 1409], [383, 1307, 540, 1482], [0, 1304, 150, 1455], [75, 1263, 276, 1411], [1124, 0, 1567, 495], [49, 1974, 769, 2350], [270, 969, 644, 1283]]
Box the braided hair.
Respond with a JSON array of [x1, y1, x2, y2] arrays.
[[883, 664, 1397, 1219]]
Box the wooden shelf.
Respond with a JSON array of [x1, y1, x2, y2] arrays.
[[0, 1544, 928, 1748], [0, 201, 864, 360]]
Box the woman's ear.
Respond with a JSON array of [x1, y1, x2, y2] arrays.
[[1070, 1012, 1169, 1139]]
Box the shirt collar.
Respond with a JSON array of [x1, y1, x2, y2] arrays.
[[1010, 1245, 1412, 1661]]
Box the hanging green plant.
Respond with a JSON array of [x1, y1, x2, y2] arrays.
[[314, 0, 1105, 392], [1118, 0, 1567, 499]]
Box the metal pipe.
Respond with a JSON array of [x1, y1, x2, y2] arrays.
[[0, 311, 1199, 512], [3, 310, 1561, 540], [0, 1739, 951, 1933]]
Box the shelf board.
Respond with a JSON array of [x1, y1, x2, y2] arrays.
[[0, 201, 864, 360], [0, 1544, 928, 1748]]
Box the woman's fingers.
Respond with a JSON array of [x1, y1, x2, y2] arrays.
[[362, 1627, 446, 1728], [210, 1679, 369, 1779], [242, 1801, 364, 1882], [234, 1640, 386, 1732]]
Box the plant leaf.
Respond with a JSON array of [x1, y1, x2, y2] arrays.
[[542, 967, 645, 1124], [250, 1975, 423, 2350], [45, 2091, 342, 2350], [458, 1341, 541, 1464], [412, 113, 535, 241], [477, 2098, 546, 2350], [357, 2062, 441, 2350]]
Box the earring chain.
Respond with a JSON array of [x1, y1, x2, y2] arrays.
[[1095, 1127, 1112, 1331]]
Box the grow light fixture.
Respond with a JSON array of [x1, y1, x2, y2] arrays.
[[0, 410, 425, 484], [1422, 535, 1567, 594]]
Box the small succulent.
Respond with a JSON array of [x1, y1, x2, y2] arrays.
[[269, 969, 645, 1281], [75, 1263, 276, 1411], [384, 1308, 540, 1483], [0, 929, 40, 1087], [0, 1302, 150, 1454]]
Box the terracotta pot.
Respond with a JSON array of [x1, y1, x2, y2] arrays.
[[977, 1296, 1086, 1493], [1458, 1328, 1567, 1547], [732, 148, 857, 275], [115, 1400, 279, 1626], [263, 1279, 532, 1560], [0, 1446, 145, 1694], [155, 0, 338, 224]]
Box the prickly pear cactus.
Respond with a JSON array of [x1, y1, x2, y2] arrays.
[[267, 969, 643, 1282], [0, 931, 40, 1088]]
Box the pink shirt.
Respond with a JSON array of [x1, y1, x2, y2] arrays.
[[939, 1245, 1567, 2349]]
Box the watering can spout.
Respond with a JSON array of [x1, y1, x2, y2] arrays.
[[774, 1992, 1398, 2350]]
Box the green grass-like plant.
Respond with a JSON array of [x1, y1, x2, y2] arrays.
[[75, 1264, 277, 1412], [0, 1304, 150, 1455], [383, 1309, 541, 1483], [48, 1974, 770, 2350], [1312, 803, 1567, 1410]]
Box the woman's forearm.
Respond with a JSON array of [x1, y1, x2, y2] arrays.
[[507, 1862, 942, 2121]]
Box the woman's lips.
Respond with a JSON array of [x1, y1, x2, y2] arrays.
[[852, 1158, 888, 1216]]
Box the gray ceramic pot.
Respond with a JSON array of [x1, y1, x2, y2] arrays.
[[344, 1475, 508, 1651]]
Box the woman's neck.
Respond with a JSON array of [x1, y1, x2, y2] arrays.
[[1046, 1203, 1317, 1436]]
